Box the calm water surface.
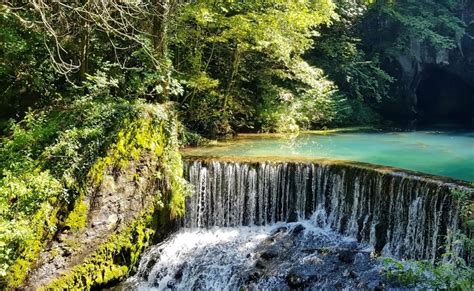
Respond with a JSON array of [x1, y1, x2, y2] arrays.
[[184, 131, 474, 182]]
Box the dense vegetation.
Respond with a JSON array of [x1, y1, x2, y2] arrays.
[[0, 0, 468, 135], [0, 0, 472, 288]]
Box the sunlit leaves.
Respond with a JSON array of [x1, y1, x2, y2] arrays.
[[171, 0, 337, 135]]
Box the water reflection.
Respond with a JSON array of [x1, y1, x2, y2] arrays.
[[183, 131, 474, 181]]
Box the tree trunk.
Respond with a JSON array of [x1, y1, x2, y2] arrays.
[[153, 0, 171, 98], [223, 45, 241, 112], [153, 0, 170, 59], [79, 23, 90, 83]]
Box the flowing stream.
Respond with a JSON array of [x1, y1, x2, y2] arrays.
[[123, 158, 473, 290], [125, 218, 382, 290]]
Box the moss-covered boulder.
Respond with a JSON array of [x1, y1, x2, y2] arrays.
[[0, 98, 189, 289]]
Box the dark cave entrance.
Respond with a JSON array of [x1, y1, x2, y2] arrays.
[[416, 67, 473, 128]]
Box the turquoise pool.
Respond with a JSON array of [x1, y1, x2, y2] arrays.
[[183, 131, 474, 182]]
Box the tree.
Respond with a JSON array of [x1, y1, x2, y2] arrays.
[[170, 0, 336, 135], [3, 1, 175, 84], [309, 0, 394, 103], [361, 0, 465, 57]]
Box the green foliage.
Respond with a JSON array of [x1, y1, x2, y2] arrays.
[[311, 36, 394, 103], [362, 0, 465, 56], [0, 204, 59, 286], [0, 98, 130, 285], [171, 0, 337, 136], [257, 67, 350, 132], [309, 0, 394, 104], [383, 256, 474, 289], [0, 80, 190, 287], [0, 8, 58, 122], [178, 128, 210, 147], [257, 62, 380, 132]]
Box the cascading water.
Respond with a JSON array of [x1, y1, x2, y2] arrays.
[[183, 159, 466, 262], [124, 218, 383, 290], [123, 158, 472, 290]]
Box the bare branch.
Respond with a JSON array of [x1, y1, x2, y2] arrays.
[[5, 0, 174, 79]]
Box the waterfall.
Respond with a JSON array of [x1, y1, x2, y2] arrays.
[[183, 158, 472, 263]]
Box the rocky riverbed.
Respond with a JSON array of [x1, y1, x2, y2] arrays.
[[119, 217, 395, 290]]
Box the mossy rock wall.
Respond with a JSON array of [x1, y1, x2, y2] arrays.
[[1, 102, 189, 290]]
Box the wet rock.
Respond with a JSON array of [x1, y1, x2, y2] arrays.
[[309, 274, 320, 283], [174, 267, 183, 280], [353, 252, 367, 265], [271, 226, 287, 236], [255, 259, 266, 269], [56, 234, 66, 243], [62, 248, 72, 257], [349, 270, 359, 279], [357, 282, 368, 289], [283, 241, 293, 249], [143, 257, 158, 277], [286, 274, 307, 288], [287, 212, 299, 223], [291, 224, 305, 235], [260, 251, 278, 260], [247, 271, 261, 282], [264, 237, 275, 244], [374, 282, 385, 291], [338, 250, 355, 264], [341, 241, 359, 250]]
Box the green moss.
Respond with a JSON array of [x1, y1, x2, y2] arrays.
[[38, 105, 190, 289], [64, 197, 88, 231], [88, 117, 166, 186], [166, 150, 188, 218], [44, 208, 155, 290], [5, 259, 29, 288], [5, 204, 60, 287], [1, 102, 190, 288], [88, 105, 189, 221]]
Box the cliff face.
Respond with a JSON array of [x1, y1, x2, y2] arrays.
[[376, 4, 474, 127], [7, 105, 189, 290], [23, 155, 172, 289]]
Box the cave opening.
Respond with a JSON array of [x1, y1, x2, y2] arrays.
[[416, 67, 473, 128]]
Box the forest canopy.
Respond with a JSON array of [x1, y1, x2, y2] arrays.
[[0, 0, 468, 136]]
